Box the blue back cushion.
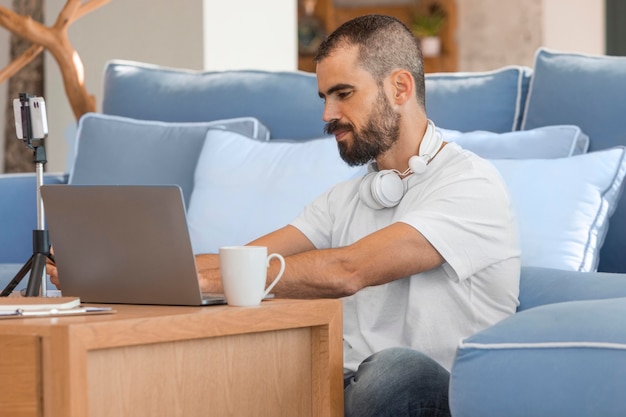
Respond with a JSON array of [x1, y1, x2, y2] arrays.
[[521, 48, 626, 273], [104, 60, 533, 139], [102, 60, 325, 140], [488, 147, 626, 272], [0, 173, 67, 263], [425, 66, 531, 133], [187, 131, 366, 254], [69, 113, 269, 207], [447, 125, 589, 159]]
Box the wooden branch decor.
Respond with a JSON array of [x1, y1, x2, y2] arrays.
[[0, 0, 110, 120]]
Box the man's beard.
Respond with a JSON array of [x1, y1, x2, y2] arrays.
[[324, 88, 401, 167]]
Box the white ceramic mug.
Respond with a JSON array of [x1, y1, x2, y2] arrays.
[[219, 246, 286, 306]]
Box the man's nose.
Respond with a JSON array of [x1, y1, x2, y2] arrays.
[[322, 102, 340, 123]]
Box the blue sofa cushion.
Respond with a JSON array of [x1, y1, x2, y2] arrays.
[[519, 266, 626, 311], [451, 297, 626, 417], [489, 147, 626, 272], [69, 113, 269, 207], [521, 48, 626, 272], [187, 130, 367, 254], [445, 125, 589, 159], [425, 66, 531, 133], [0, 173, 67, 264], [102, 60, 325, 140]]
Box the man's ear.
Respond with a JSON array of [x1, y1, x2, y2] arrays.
[[390, 70, 414, 105]]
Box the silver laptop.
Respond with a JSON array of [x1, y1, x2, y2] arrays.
[[40, 185, 226, 306]]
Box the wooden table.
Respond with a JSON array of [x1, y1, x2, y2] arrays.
[[0, 298, 343, 417]]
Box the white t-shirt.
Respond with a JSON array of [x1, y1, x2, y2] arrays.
[[290, 143, 520, 372]]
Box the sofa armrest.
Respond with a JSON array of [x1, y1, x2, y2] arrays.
[[452, 297, 626, 417], [518, 266, 626, 311], [0, 172, 68, 263]]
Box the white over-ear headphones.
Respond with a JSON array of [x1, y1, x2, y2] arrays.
[[359, 120, 443, 210]]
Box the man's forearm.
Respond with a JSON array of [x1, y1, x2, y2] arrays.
[[196, 222, 443, 300], [268, 246, 361, 299]]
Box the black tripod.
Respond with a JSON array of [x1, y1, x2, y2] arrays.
[[1, 93, 54, 297]]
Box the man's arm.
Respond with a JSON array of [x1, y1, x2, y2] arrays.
[[196, 225, 316, 293], [197, 222, 444, 299]]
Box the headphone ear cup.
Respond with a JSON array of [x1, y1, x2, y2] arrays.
[[359, 170, 406, 209], [409, 155, 428, 174], [359, 172, 384, 210]]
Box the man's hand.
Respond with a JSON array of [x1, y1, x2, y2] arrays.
[[196, 254, 223, 293], [46, 247, 60, 289]]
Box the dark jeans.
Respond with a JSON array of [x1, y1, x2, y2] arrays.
[[344, 347, 451, 417]]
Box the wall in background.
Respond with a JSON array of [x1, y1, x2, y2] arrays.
[[543, 0, 605, 55], [0, 0, 607, 173], [203, 0, 296, 71], [456, 0, 605, 70], [457, 0, 543, 70]]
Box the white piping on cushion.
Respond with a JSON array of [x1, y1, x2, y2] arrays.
[[511, 68, 523, 132], [459, 341, 626, 351]]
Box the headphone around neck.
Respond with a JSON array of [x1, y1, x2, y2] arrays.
[[358, 120, 443, 210]]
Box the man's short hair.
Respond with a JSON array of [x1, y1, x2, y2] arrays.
[[314, 14, 425, 108]]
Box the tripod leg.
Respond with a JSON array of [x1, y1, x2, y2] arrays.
[[0, 256, 34, 296], [24, 253, 47, 297]]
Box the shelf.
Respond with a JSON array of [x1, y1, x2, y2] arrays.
[[297, 0, 457, 74]]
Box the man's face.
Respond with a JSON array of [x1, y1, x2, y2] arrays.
[[317, 46, 401, 166]]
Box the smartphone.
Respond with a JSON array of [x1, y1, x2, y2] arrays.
[[13, 95, 48, 140]]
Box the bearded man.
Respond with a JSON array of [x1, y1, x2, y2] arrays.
[[193, 14, 521, 417]]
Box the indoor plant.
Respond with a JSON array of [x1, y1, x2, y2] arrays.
[[412, 4, 446, 57]]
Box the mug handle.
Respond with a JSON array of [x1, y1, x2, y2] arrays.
[[263, 253, 285, 297]]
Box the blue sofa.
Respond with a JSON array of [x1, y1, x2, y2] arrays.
[[2, 47, 626, 416]]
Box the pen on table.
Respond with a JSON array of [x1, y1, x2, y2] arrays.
[[0, 307, 112, 316]]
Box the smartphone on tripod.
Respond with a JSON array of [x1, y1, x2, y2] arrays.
[[13, 94, 48, 144], [0, 93, 53, 297]]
